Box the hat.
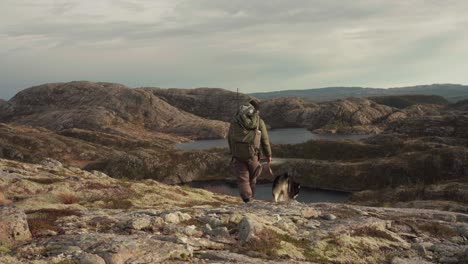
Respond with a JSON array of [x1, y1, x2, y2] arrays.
[[249, 100, 260, 111]]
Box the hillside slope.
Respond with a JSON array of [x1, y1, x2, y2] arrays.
[[0, 82, 228, 140], [144, 87, 252, 122]]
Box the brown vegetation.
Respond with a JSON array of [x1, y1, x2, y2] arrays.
[[0, 192, 12, 205], [57, 192, 80, 204], [26, 209, 82, 238]]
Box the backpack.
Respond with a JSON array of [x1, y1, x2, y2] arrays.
[[229, 115, 261, 161]]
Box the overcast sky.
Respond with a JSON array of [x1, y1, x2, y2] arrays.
[[1, 0, 468, 99]]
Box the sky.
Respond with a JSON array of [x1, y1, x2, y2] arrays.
[[1, 0, 468, 99]]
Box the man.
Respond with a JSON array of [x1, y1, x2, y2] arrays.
[[228, 99, 272, 203]]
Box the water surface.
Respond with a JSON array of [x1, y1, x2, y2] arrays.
[[177, 128, 369, 150]]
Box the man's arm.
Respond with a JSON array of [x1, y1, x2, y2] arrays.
[[227, 123, 234, 155], [259, 119, 272, 160]]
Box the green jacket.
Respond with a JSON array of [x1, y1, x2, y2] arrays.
[[228, 112, 272, 159]]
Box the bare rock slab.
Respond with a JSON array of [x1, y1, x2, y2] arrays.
[[0, 207, 32, 248]]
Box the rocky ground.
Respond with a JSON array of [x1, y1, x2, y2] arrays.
[[1, 159, 468, 264]]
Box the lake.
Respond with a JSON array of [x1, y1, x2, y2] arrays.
[[177, 128, 369, 150], [187, 181, 351, 203]]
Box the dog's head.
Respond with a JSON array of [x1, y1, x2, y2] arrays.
[[288, 179, 301, 199], [283, 172, 300, 199]]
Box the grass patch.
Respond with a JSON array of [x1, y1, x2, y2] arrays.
[[332, 208, 360, 219], [180, 218, 204, 227], [0, 192, 12, 206], [234, 228, 312, 260], [27, 177, 62, 185], [417, 222, 458, 238], [0, 246, 10, 254], [181, 201, 225, 208], [102, 198, 133, 209], [57, 192, 80, 204], [26, 209, 82, 238], [238, 229, 281, 258], [352, 226, 396, 241]]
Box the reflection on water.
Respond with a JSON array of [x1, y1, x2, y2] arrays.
[[187, 181, 351, 203], [177, 128, 369, 150]]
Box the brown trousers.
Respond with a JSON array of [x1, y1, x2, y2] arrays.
[[232, 156, 262, 202]]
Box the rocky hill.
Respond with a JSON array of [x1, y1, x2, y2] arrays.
[[452, 99, 468, 111], [386, 112, 468, 138], [0, 82, 228, 140], [258, 96, 448, 134], [251, 84, 468, 102], [1, 158, 468, 264], [0, 123, 233, 184], [368, 95, 449, 109], [144, 87, 252, 122]]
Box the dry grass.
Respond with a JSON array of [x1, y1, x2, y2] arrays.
[[78, 181, 110, 190], [332, 208, 361, 219], [203, 185, 234, 196], [0, 192, 12, 205], [26, 209, 82, 238], [352, 226, 396, 241], [57, 192, 80, 204], [27, 177, 62, 185], [239, 229, 281, 258], [417, 222, 458, 238]]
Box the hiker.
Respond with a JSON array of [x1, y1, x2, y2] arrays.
[[228, 100, 272, 203]]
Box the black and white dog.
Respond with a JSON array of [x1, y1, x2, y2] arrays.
[[272, 173, 300, 202]]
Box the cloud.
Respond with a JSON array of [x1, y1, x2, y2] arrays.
[[1, 0, 468, 98]]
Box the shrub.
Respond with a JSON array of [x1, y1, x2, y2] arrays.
[[26, 209, 82, 238], [57, 192, 80, 204], [417, 222, 458, 238]]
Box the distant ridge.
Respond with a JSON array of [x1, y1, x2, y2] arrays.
[[250, 84, 468, 102]]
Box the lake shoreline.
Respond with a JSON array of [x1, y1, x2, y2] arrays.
[[176, 128, 370, 150]]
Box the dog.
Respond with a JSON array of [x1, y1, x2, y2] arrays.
[[272, 173, 300, 202]]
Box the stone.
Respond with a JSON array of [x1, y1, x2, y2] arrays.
[[305, 219, 321, 229], [411, 243, 427, 256], [0, 207, 32, 248], [457, 225, 468, 237], [183, 225, 199, 237], [201, 215, 224, 227], [127, 216, 152, 230], [322, 214, 337, 221], [301, 208, 319, 218], [209, 227, 230, 238], [40, 158, 63, 168], [238, 217, 263, 244], [177, 212, 191, 222], [75, 252, 106, 264], [41, 230, 58, 236], [163, 213, 180, 224], [439, 256, 460, 264]]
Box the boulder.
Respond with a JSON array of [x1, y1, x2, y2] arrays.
[[0, 207, 32, 248], [238, 217, 264, 244], [74, 252, 106, 264]]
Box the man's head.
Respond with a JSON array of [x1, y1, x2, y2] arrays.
[[249, 100, 260, 111]]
